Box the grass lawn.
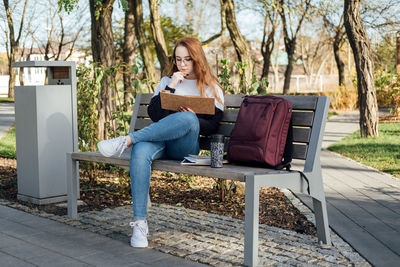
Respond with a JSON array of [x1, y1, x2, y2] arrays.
[[0, 126, 16, 158], [0, 98, 14, 103], [328, 111, 338, 118], [328, 122, 400, 178]]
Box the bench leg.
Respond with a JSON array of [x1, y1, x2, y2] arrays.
[[67, 154, 78, 219], [244, 176, 259, 267], [313, 196, 331, 245]]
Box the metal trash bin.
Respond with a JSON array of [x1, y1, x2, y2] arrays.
[[12, 61, 78, 204]]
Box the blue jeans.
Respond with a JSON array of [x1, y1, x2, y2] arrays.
[[128, 111, 200, 219]]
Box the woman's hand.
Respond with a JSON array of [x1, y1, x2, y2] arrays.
[[178, 106, 195, 113], [168, 71, 187, 88]]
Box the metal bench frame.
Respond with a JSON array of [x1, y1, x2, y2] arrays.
[[67, 93, 331, 266]]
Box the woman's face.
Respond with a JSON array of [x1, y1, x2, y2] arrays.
[[175, 46, 195, 79]]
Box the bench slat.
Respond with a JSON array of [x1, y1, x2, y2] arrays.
[[134, 118, 153, 130], [138, 105, 148, 117], [136, 108, 314, 127], [198, 137, 308, 160], [215, 124, 311, 142], [210, 94, 318, 110], [138, 94, 318, 110], [70, 151, 289, 182], [136, 117, 311, 143], [279, 95, 318, 110], [292, 143, 308, 159], [292, 111, 314, 127], [152, 159, 285, 182], [293, 127, 311, 143], [71, 152, 130, 166], [138, 94, 153, 104], [221, 109, 314, 127]]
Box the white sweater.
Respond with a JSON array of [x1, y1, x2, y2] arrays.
[[153, 76, 224, 111]]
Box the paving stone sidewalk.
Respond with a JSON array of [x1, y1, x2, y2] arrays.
[[0, 189, 370, 266], [0, 103, 14, 139]]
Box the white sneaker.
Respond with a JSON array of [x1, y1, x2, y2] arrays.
[[97, 136, 128, 157], [130, 220, 148, 248]]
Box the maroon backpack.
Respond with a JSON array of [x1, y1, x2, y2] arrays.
[[227, 95, 293, 169]]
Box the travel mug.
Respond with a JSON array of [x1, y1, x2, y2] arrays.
[[210, 134, 225, 168]]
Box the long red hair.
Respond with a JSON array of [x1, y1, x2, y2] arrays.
[[166, 36, 223, 105]]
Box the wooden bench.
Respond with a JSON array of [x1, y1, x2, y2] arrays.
[[66, 93, 331, 266]]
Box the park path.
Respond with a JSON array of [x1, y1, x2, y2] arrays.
[[296, 111, 400, 267], [0, 103, 14, 139]]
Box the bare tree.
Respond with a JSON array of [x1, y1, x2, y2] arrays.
[[279, 0, 311, 94], [148, 0, 169, 74], [132, 0, 157, 88], [220, 0, 252, 93], [37, 1, 84, 61], [17, 8, 36, 85], [327, 16, 346, 86], [2, 0, 29, 98], [344, 0, 379, 137], [298, 29, 332, 89], [178, 0, 225, 45], [270, 31, 283, 92], [260, 0, 280, 79], [361, 0, 400, 31], [122, 0, 136, 110], [319, 1, 346, 86]]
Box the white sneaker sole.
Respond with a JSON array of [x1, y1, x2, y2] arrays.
[[97, 141, 114, 157], [130, 239, 148, 248]]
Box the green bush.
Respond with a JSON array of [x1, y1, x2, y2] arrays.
[[76, 62, 149, 182], [0, 126, 16, 158], [375, 71, 400, 115]]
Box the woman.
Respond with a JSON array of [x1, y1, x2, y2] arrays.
[[97, 36, 224, 247]]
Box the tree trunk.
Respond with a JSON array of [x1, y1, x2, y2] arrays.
[[261, 52, 271, 80], [148, 0, 169, 75], [261, 3, 280, 81], [123, 0, 136, 112], [344, 0, 379, 137], [3, 0, 28, 99], [18, 67, 24, 86], [8, 61, 16, 98], [133, 0, 157, 90], [7, 42, 18, 97], [220, 0, 252, 94], [89, 0, 117, 140], [333, 39, 345, 86], [282, 47, 295, 94], [261, 18, 277, 80], [261, 16, 271, 78], [279, 0, 310, 95]]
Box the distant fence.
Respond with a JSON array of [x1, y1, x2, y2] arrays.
[[268, 74, 339, 93]]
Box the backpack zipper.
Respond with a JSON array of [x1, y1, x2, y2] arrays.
[[243, 98, 273, 118]]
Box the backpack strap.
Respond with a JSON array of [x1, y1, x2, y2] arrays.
[[285, 169, 310, 195], [275, 118, 293, 171], [298, 171, 310, 195]]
